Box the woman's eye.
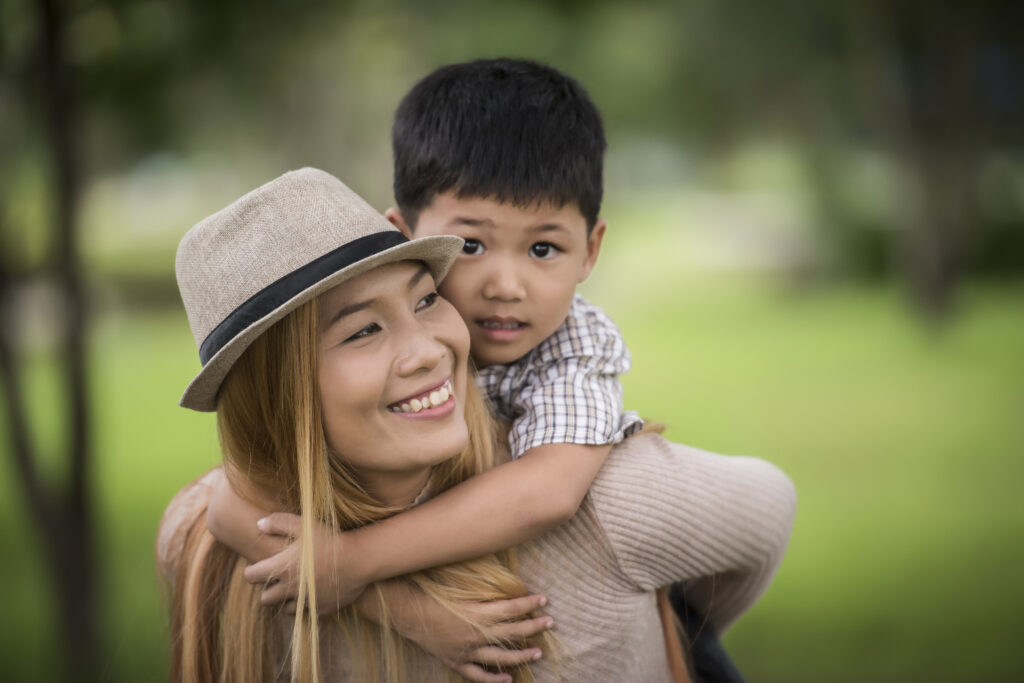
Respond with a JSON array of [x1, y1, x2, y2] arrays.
[[416, 291, 440, 311], [530, 242, 560, 259], [461, 239, 485, 256], [343, 323, 380, 343]]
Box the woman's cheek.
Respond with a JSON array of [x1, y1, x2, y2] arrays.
[[440, 300, 472, 358], [318, 353, 361, 421]]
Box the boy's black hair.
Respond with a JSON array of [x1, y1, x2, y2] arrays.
[[393, 58, 606, 231]]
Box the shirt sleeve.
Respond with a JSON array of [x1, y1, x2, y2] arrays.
[[506, 299, 643, 458], [587, 433, 797, 632]]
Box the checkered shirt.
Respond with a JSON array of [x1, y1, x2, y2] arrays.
[[475, 295, 643, 459]]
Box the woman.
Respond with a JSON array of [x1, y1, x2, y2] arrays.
[[157, 168, 795, 682]]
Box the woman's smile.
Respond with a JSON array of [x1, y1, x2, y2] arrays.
[[387, 378, 454, 415]]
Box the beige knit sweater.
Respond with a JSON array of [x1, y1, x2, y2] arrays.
[[157, 433, 796, 681]]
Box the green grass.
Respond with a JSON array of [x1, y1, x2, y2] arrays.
[[2, 277, 1022, 682]]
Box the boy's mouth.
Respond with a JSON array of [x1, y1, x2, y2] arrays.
[[478, 316, 527, 330], [476, 317, 528, 343], [387, 379, 454, 414]]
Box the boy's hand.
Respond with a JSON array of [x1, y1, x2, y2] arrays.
[[397, 592, 553, 683], [242, 512, 368, 613]]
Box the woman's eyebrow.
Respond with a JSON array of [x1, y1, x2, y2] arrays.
[[327, 265, 431, 327], [407, 264, 430, 290], [327, 300, 372, 327]]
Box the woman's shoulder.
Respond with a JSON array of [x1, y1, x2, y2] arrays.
[[155, 468, 221, 583], [592, 432, 796, 509], [584, 433, 797, 589]]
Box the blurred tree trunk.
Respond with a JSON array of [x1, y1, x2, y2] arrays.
[[0, 3, 329, 679], [0, 0, 99, 680], [844, 1, 985, 320], [40, 0, 99, 677], [891, 4, 982, 320]]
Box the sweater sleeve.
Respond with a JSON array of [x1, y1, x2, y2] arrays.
[[587, 433, 796, 632], [155, 468, 219, 584]]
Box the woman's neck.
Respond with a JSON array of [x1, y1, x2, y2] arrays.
[[361, 467, 433, 508]]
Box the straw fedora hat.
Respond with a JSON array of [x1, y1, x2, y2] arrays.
[[175, 167, 463, 411]]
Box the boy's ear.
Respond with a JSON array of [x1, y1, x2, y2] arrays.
[[385, 208, 413, 238], [578, 218, 607, 283]]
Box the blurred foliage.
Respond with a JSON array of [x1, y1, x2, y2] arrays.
[[2, 0, 1022, 296]]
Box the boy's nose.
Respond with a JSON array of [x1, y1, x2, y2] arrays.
[[482, 260, 526, 302]]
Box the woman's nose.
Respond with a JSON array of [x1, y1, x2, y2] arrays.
[[481, 258, 526, 302], [395, 323, 447, 376]]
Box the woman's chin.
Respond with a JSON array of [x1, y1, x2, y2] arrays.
[[417, 407, 470, 464], [389, 423, 470, 472], [425, 429, 470, 465]]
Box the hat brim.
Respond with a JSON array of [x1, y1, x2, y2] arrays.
[[179, 234, 464, 412]]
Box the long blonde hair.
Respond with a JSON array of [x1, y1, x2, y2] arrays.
[[168, 298, 551, 682]]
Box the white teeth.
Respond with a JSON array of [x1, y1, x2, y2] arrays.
[[389, 380, 454, 414]]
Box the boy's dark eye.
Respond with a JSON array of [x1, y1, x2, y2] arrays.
[[344, 323, 380, 343], [416, 291, 440, 311], [530, 242, 560, 259], [461, 239, 485, 256]]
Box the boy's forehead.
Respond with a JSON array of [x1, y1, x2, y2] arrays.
[[420, 191, 588, 230]]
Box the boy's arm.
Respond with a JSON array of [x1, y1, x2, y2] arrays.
[[247, 442, 612, 602], [206, 468, 287, 563], [361, 441, 612, 575]]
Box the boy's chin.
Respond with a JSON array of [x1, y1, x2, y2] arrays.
[[472, 347, 529, 368]]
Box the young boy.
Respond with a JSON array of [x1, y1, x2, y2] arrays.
[[385, 58, 641, 470], [209, 59, 781, 681]]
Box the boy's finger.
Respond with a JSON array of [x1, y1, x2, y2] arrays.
[[257, 512, 302, 539], [260, 582, 291, 606], [470, 645, 543, 667], [243, 558, 276, 584], [454, 663, 513, 683], [474, 594, 547, 621], [487, 616, 555, 642]]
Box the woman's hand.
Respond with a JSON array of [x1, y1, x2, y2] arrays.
[[386, 589, 554, 683], [242, 512, 368, 613]]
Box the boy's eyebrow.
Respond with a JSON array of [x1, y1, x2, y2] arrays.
[[447, 217, 571, 234], [447, 216, 494, 228], [529, 223, 571, 234], [325, 265, 431, 327]]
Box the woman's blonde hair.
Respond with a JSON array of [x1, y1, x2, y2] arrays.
[[168, 297, 551, 682]]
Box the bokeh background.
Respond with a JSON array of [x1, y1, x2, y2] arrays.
[[2, 1, 1022, 681]]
